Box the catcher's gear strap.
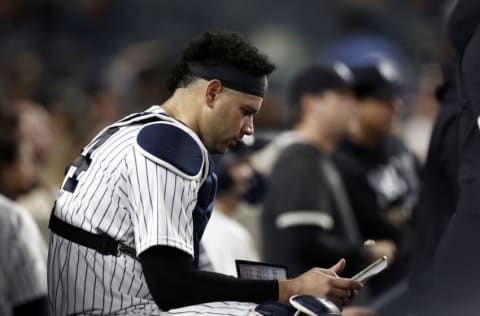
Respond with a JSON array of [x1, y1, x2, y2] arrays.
[[49, 212, 136, 258]]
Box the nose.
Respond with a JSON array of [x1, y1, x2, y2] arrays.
[[242, 116, 254, 135]]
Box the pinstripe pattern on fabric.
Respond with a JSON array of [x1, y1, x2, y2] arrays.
[[1, 194, 48, 316], [48, 107, 256, 316]]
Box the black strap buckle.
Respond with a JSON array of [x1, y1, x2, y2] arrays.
[[49, 213, 136, 259]]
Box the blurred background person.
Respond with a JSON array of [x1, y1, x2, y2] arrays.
[[433, 1, 480, 314], [200, 138, 266, 276], [0, 105, 36, 202], [407, 59, 459, 316], [261, 63, 395, 312], [333, 61, 421, 301], [14, 99, 55, 241], [0, 102, 49, 316]]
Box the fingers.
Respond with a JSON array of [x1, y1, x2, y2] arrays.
[[325, 286, 351, 302], [330, 276, 363, 291], [312, 266, 364, 292], [322, 275, 363, 307], [348, 279, 363, 290], [322, 289, 351, 308], [329, 258, 346, 275], [328, 296, 345, 308], [295, 265, 364, 307], [342, 306, 376, 316]]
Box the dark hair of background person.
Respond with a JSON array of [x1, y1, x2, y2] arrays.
[[0, 102, 20, 166], [285, 64, 353, 126], [166, 31, 276, 93]]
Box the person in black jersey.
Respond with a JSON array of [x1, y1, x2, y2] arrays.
[[407, 59, 459, 316], [262, 62, 396, 278], [333, 61, 421, 301], [262, 63, 392, 316]]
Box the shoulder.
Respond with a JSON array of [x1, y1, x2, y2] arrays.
[[447, 0, 480, 54], [333, 140, 364, 171], [271, 142, 318, 169], [274, 142, 321, 171], [334, 140, 355, 161], [207, 212, 252, 242], [384, 135, 411, 154], [0, 194, 47, 255], [279, 142, 318, 160], [252, 132, 303, 175], [135, 121, 206, 178], [0, 194, 22, 231]]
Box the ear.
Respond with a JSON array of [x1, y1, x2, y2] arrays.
[[205, 79, 223, 108]]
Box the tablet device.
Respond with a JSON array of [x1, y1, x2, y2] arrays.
[[235, 260, 288, 280], [352, 256, 388, 283]]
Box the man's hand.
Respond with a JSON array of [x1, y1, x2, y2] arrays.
[[385, 207, 411, 228], [278, 259, 363, 307], [367, 239, 397, 264], [343, 306, 376, 316]]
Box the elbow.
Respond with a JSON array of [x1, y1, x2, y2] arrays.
[[149, 281, 187, 311], [154, 299, 179, 311]]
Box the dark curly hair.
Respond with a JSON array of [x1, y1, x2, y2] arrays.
[[166, 31, 275, 93]]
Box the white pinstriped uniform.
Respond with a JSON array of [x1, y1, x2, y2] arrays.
[[48, 106, 255, 315], [0, 194, 48, 316]]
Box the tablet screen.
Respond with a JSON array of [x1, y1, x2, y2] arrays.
[[235, 260, 288, 280]]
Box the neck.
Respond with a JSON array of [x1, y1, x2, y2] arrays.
[[349, 123, 381, 148], [295, 121, 337, 154], [0, 171, 18, 200], [214, 194, 239, 217], [161, 88, 201, 134]]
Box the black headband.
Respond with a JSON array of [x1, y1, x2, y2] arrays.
[[187, 62, 268, 97]]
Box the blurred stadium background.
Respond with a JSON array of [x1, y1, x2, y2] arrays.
[[3, 0, 456, 240]]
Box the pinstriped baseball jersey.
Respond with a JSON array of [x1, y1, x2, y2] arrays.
[[0, 194, 48, 316], [74, 301, 255, 315], [47, 105, 256, 315]]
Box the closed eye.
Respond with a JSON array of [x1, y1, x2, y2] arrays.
[[241, 106, 257, 116]]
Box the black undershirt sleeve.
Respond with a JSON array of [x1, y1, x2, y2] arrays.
[[139, 245, 279, 311], [13, 296, 49, 316]]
